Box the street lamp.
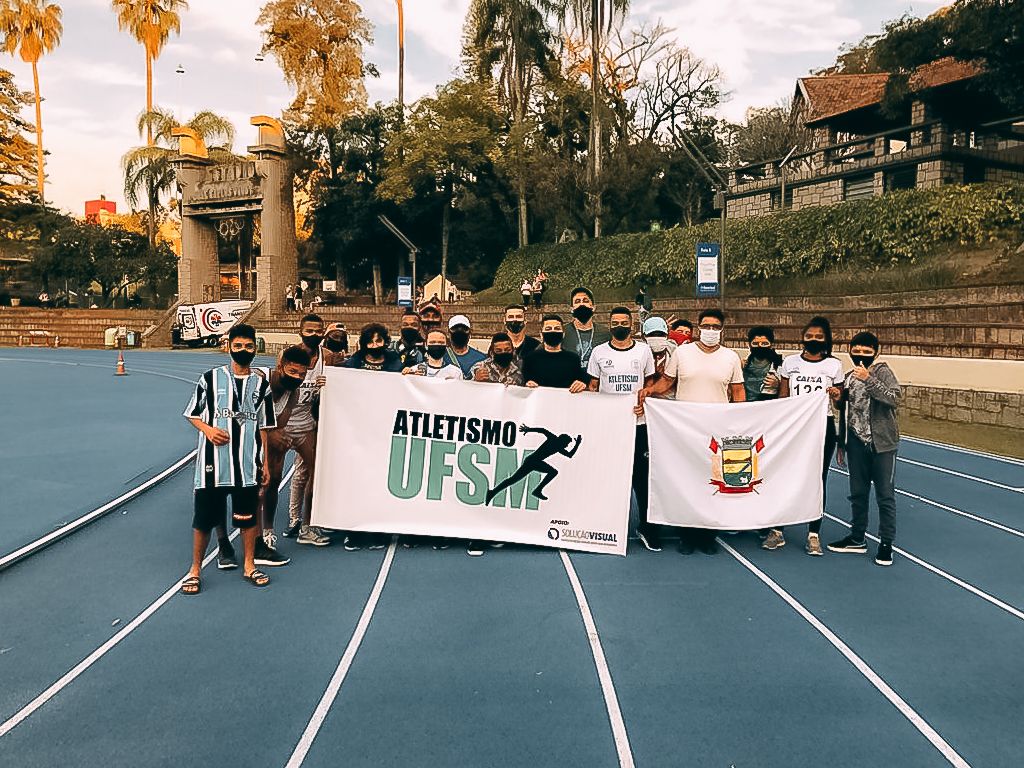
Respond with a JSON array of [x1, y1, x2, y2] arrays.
[[175, 64, 185, 122]]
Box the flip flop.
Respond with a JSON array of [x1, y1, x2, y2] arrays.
[[243, 569, 270, 587], [180, 576, 201, 595]]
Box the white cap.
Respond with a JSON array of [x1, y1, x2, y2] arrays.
[[448, 314, 471, 329]]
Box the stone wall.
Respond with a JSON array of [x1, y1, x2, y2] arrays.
[[903, 385, 1023, 428], [791, 179, 843, 211], [986, 167, 1024, 183], [917, 159, 964, 188], [727, 193, 772, 218]]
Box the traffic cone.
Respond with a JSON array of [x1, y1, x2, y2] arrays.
[[115, 351, 128, 376]]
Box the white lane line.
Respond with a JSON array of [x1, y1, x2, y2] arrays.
[[0, 357, 198, 384], [821, 512, 1024, 622], [896, 457, 1024, 493], [719, 539, 972, 768], [830, 467, 1024, 540], [903, 436, 1024, 467], [0, 451, 198, 571], [559, 551, 635, 768], [0, 466, 296, 740], [284, 539, 397, 768]]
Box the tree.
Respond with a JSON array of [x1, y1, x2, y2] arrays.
[[111, 0, 188, 146], [730, 99, 810, 165], [257, 0, 374, 129], [122, 106, 235, 247], [0, 0, 62, 202], [0, 67, 37, 203], [464, 0, 558, 246]]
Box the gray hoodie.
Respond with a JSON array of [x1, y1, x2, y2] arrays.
[[837, 361, 901, 453]]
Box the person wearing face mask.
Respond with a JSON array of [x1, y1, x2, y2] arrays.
[[828, 332, 902, 567], [323, 322, 348, 357], [446, 315, 487, 379], [641, 316, 677, 400], [343, 323, 403, 373], [668, 318, 693, 346], [522, 314, 589, 392], [588, 307, 658, 551], [404, 329, 464, 380], [503, 304, 541, 360], [391, 309, 425, 368], [180, 324, 277, 595], [419, 303, 444, 335], [563, 287, 610, 368], [764, 316, 845, 556], [472, 332, 525, 386], [636, 308, 745, 556], [256, 345, 323, 564], [742, 326, 783, 402]]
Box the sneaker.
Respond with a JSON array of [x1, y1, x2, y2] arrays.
[[761, 529, 786, 550], [875, 542, 894, 566], [401, 536, 419, 549], [254, 539, 290, 567], [805, 533, 824, 557], [698, 538, 719, 556], [282, 520, 301, 538], [677, 538, 695, 555], [297, 525, 330, 547], [431, 538, 450, 550], [217, 541, 238, 570], [262, 530, 278, 549], [343, 535, 362, 552], [489, 542, 505, 548], [827, 535, 868, 553], [366, 533, 388, 551], [466, 541, 485, 557], [637, 529, 662, 552]]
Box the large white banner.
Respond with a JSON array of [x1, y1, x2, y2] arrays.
[[646, 393, 829, 530], [311, 368, 636, 554]]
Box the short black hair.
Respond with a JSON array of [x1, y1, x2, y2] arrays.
[[424, 327, 448, 341], [570, 286, 594, 303], [609, 305, 632, 318], [542, 313, 564, 324], [490, 332, 512, 346], [698, 308, 725, 324], [850, 331, 880, 351], [747, 325, 775, 343], [229, 323, 256, 342], [671, 319, 692, 331], [300, 313, 324, 326], [358, 322, 389, 349], [504, 304, 526, 314], [281, 345, 312, 366], [803, 315, 834, 356]]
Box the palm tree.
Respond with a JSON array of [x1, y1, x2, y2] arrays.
[[465, 0, 558, 247], [122, 107, 234, 247], [111, 0, 188, 145], [564, 0, 628, 238], [0, 0, 63, 203]]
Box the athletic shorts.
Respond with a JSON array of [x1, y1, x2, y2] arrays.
[[192, 486, 260, 532]]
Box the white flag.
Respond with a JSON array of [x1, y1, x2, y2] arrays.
[[646, 392, 829, 530]]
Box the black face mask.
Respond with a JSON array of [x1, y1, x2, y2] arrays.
[[493, 352, 514, 367], [572, 305, 594, 323], [301, 334, 323, 350], [505, 321, 525, 334], [426, 344, 447, 360], [451, 330, 470, 348], [542, 331, 564, 347], [610, 326, 631, 342], [230, 349, 256, 367], [803, 339, 827, 356], [400, 328, 421, 346], [363, 346, 385, 361], [749, 346, 774, 360], [851, 354, 875, 369], [279, 373, 303, 390], [324, 337, 347, 353]]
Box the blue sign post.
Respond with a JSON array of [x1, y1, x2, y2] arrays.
[[696, 242, 720, 297], [397, 276, 413, 308]]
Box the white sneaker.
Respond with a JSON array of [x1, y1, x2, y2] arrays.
[[806, 533, 824, 556]]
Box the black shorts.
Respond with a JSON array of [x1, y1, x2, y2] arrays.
[[192, 486, 260, 532]]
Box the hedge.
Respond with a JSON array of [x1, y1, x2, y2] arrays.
[[493, 183, 1024, 292]]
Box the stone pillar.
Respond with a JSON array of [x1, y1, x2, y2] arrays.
[[174, 157, 219, 304], [250, 116, 297, 314]]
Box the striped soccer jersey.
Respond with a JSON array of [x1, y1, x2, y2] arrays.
[[184, 365, 277, 490]]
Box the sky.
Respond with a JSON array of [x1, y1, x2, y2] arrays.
[[2, 0, 946, 215]]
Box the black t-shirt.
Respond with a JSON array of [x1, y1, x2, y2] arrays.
[[514, 335, 542, 360], [522, 349, 587, 389]]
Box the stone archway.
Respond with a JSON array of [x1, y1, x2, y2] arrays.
[[172, 116, 297, 309]]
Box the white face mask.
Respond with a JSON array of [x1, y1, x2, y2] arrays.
[[646, 337, 670, 353], [699, 328, 722, 347]]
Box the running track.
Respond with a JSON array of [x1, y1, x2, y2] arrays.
[[0, 348, 1021, 767]]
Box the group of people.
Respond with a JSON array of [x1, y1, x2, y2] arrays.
[[520, 269, 549, 309], [181, 288, 902, 594]]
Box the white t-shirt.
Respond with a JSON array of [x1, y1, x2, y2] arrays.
[[780, 354, 844, 397], [665, 343, 744, 403], [587, 341, 656, 424], [413, 362, 464, 380]]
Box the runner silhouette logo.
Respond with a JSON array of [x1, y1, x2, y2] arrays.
[[485, 425, 582, 506]]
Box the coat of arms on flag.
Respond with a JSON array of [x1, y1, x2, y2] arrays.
[[709, 435, 765, 494]]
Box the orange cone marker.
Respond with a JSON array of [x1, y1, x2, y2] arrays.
[[115, 351, 128, 376]]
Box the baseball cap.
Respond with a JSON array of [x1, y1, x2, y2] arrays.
[[448, 314, 471, 329], [642, 316, 669, 335]]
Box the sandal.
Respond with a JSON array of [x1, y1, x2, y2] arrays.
[[180, 575, 201, 595], [243, 569, 270, 587]]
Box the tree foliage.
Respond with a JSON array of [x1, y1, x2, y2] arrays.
[[0, 67, 36, 203]]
